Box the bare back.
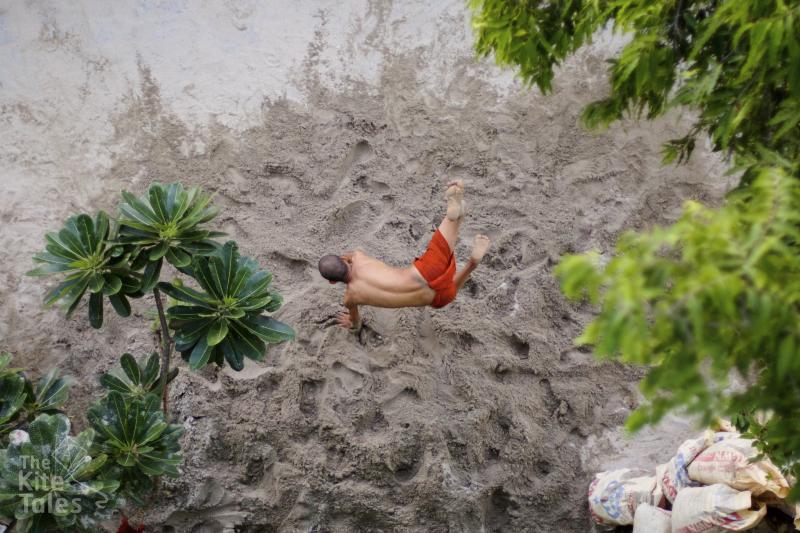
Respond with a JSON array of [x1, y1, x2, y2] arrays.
[[344, 251, 434, 308]]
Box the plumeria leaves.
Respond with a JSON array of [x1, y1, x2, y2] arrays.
[[159, 241, 294, 371], [87, 392, 183, 486], [0, 414, 120, 531], [23, 368, 73, 416], [98, 352, 177, 400], [117, 183, 223, 277], [28, 185, 292, 374], [27, 212, 136, 329], [0, 356, 26, 431]]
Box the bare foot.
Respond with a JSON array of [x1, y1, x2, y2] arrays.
[[445, 179, 465, 220], [470, 234, 491, 263]]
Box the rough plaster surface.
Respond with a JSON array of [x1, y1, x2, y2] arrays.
[[0, 1, 732, 531]]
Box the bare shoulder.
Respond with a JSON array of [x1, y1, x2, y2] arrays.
[[351, 249, 372, 263]]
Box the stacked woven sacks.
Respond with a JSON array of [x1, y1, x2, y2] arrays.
[[587, 422, 796, 533]]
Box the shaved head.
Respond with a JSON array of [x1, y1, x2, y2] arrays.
[[318, 255, 349, 283]]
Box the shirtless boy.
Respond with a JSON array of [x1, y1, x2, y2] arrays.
[[318, 180, 491, 329]]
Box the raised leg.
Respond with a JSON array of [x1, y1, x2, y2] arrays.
[[438, 180, 465, 251], [455, 234, 491, 292], [446, 179, 465, 221]]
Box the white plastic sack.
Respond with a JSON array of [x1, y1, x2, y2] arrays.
[[652, 471, 666, 509], [658, 432, 713, 503], [633, 503, 671, 533], [710, 430, 739, 444], [588, 469, 657, 526], [671, 484, 766, 533], [688, 437, 790, 498]]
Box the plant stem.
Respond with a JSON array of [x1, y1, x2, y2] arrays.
[[153, 287, 172, 416]]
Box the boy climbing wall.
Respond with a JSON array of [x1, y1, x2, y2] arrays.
[[318, 180, 491, 329]]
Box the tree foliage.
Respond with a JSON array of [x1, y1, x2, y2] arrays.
[[471, 0, 800, 163], [557, 164, 800, 480], [470, 0, 800, 496], [0, 356, 28, 435], [94, 352, 182, 500], [21, 180, 295, 528], [117, 182, 222, 292], [23, 369, 72, 419], [27, 212, 134, 328]]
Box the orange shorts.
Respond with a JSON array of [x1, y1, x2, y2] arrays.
[[414, 229, 457, 309]]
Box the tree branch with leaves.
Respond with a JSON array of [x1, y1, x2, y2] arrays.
[[471, 0, 800, 497]]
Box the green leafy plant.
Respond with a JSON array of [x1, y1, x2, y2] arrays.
[[99, 352, 177, 401], [470, 0, 800, 163], [117, 183, 222, 292], [470, 0, 800, 497], [557, 164, 800, 479], [0, 355, 27, 435], [27, 212, 137, 328], [0, 354, 23, 379], [88, 392, 182, 499], [0, 356, 72, 441], [23, 369, 72, 418], [159, 241, 293, 371], [0, 354, 184, 530], [24, 181, 293, 527], [0, 414, 119, 532], [29, 182, 294, 412]]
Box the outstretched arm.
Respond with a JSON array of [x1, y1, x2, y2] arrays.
[[338, 292, 361, 330], [337, 304, 360, 330]]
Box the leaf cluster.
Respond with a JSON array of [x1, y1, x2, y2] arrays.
[[471, 0, 800, 163], [0, 352, 185, 530], [88, 392, 182, 501], [159, 242, 294, 371], [0, 414, 120, 532], [92, 352, 183, 501], [117, 182, 223, 292], [0, 354, 72, 440], [556, 164, 800, 496], [27, 212, 137, 329], [98, 352, 177, 400], [470, 0, 602, 92], [28, 183, 219, 329]]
